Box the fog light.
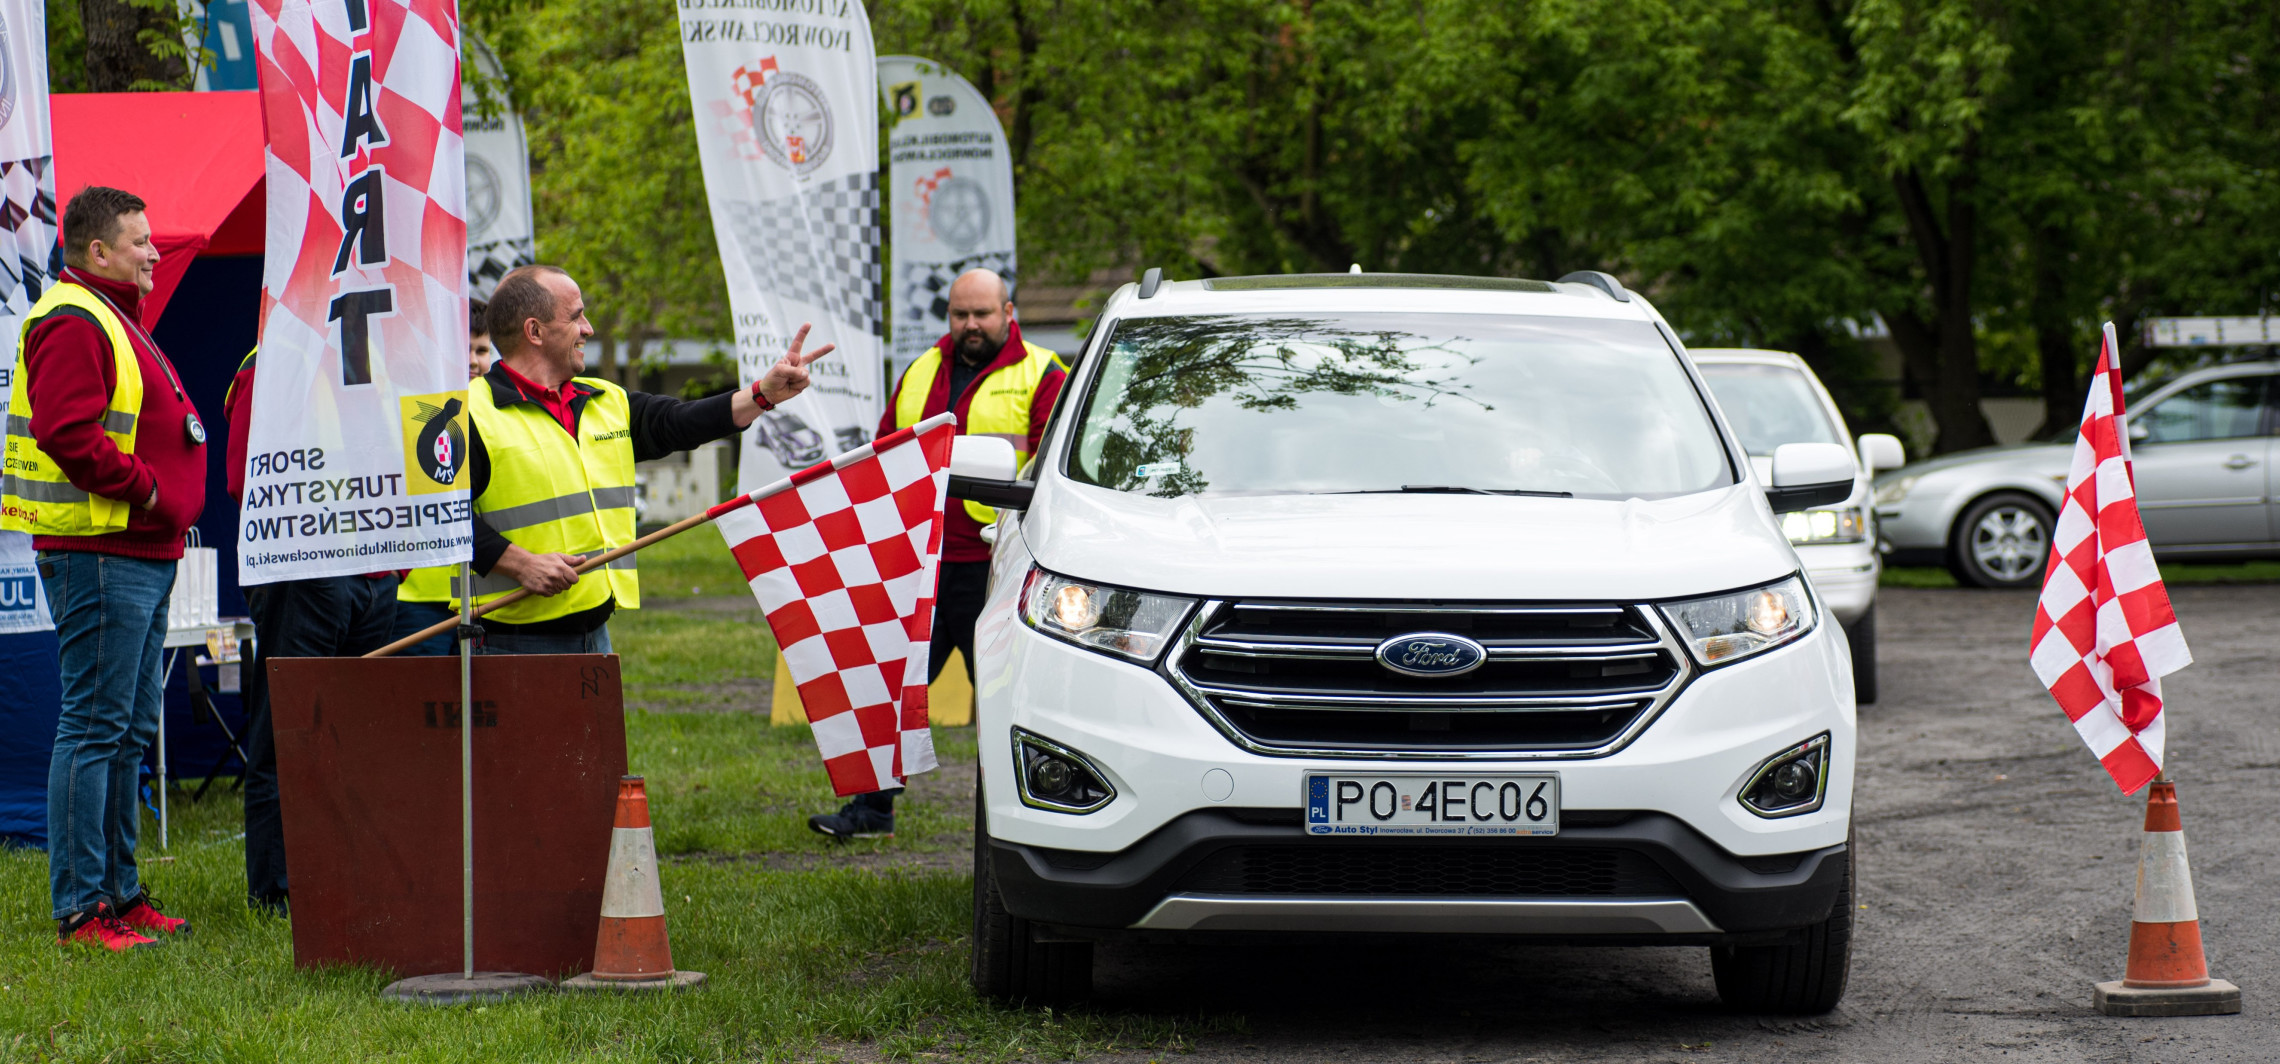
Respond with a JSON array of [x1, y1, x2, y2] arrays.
[[1771, 759, 1817, 802], [1012, 729, 1116, 814], [1029, 756, 1074, 797], [1739, 732, 1831, 818]]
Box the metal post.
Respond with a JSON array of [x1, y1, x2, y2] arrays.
[[460, 559, 475, 980]]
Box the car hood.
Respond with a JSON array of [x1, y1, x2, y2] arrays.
[[1021, 480, 1801, 602], [1874, 442, 2070, 486]]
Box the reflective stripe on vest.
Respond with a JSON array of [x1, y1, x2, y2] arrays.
[[1, 284, 144, 535], [464, 377, 640, 623], [892, 339, 1063, 525]]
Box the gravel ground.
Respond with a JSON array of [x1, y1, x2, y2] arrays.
[[1082, 585, 2280, 1063]]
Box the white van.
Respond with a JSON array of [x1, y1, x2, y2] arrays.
[[946, 271, 1860, 1014]]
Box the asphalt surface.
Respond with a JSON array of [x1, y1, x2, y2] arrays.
[[1085, 585, 2280, 1063]]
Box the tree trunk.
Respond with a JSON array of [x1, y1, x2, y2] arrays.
[[81, 0, 187, 91], [1888, 167, 1995, 454], [2028, 226, 2083, 439]]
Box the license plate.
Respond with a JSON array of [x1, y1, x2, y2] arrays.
[[1304, 772, 1559, 836]]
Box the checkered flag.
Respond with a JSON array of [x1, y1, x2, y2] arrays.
[[2030, 323, 2192, 793], [710, 412, 958, 795]]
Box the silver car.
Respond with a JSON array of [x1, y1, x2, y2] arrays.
[[1694, 348, 1907, 702], [1874, 360, 2280, 588]]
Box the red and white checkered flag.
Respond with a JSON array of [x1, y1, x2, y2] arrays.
[[2030, 323, 2192, 793], [709, 413, 958, 795]]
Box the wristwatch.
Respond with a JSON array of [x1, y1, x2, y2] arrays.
[[748, 379, 775, 412]]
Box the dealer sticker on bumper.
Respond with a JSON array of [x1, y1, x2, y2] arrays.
[[1304, 772, 1559, 836]]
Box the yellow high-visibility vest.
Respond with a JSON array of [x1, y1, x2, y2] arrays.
[[461, 377, 639, 624], [892, 339, 1063, 524], [2, 283, 145, 536], [398, 564, 458, 605]]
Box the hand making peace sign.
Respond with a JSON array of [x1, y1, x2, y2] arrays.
[[746, 323, 837, 413]]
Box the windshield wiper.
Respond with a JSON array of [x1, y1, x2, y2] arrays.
[[1324, 485, 1575, 498]]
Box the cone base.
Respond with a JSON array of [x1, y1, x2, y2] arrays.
[[2094, 978, 2241, 1017], [562, 970, 708, 993], [382, 971, 553, 1005]]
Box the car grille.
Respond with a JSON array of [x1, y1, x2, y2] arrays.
[[1173, 844, 1682, 897], [1168, 599, 1689, 756]]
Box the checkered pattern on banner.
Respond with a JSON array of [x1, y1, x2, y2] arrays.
[[711, 414, 956, 795], [468, 236, 534, 301], [0, 157, 55, 317], [2030, 323, 2192, 794], [250, 0, 468, 346], [722, 171, 882, 338]]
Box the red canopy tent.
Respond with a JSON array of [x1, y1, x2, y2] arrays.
[[51, 92, 265, 324]]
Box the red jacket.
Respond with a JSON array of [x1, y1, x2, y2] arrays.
[[22, 270, 206, 560], [878, 319, 1066, 563]]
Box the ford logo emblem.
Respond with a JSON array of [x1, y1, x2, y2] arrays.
[[1374, 632, 1488, 678]]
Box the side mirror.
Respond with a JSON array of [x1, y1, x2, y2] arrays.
[[2127, 419, 2151, 443], [1857, 433, 1905, 476], [947, 435, 1036, 511], [1766, 442, 1855, 513]]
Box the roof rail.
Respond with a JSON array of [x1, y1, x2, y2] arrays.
[[1558, 270, 1632, 303], [1138, 267, 1164, 299]]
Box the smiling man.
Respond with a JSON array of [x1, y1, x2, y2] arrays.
[[460, 264, 831, 654], [3, 186, 204, 951]]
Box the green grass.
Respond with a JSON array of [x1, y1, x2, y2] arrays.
[[614, 531, 776, 712], [0, 532, 1236, 1060], [0, 718, 1226, 1062], [1881, 560, 2280, 589]]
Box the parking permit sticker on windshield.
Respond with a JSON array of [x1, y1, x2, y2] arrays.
[[1136, 461, 1183, 478]]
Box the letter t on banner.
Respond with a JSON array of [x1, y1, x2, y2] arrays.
[[242, 0, 474, 586]]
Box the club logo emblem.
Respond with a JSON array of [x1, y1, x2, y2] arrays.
[[401, 394, 468, 493], [465, 154, 502, 237], [1375, 632, 1488, 678], [753, 71, 834, 175], [925, 176, 989, 252]]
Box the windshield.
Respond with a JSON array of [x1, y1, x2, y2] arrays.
[[1696, 363, 1845, 457], [1063, 313, 1735, 500]]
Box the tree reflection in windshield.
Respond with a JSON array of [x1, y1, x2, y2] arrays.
[[1068, 312, 1732, 501], [1080, 317, 1491, 496]]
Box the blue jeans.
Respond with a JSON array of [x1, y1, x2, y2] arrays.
[[40, 550, 174, 921], [242, 575, 399, 906], [478, 624, 611, 655], [388, 599, 459, 657]]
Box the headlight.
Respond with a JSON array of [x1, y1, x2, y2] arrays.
[[1658, 575, 1818, 667], [1019, 568, 1197, 663], [1780, 506, 1867, 544], [1872, 475, 1916, 506]]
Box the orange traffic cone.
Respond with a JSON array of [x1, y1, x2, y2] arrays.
[[562, 777, 706, 992], [2092, 779, 2239, 1016]]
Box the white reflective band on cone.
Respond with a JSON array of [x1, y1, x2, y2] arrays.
[[2133, 830, 2199, 925], [598, 827, 667, 919]]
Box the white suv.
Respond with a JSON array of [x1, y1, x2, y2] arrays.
[[947, 271, 1861, 1014]]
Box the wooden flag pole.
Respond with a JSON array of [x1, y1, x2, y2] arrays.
[[364, 510, 719, 658]]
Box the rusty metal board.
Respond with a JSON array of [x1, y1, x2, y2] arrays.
[[269, 654, 626, 977]]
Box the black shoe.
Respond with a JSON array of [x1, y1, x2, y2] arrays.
[[807, 798, 894, 840]]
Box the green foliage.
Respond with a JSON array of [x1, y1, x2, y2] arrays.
[[43, 0, 86, 94]]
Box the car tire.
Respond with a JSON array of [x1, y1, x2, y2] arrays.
[[1844, 606, 1877, 705], [970, 788, 1093, 1006], [1946, 492, 2056, 589], [1711, 841, 1853, 1014]]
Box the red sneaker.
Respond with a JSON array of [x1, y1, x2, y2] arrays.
[[58, 904, 160, 952], [117, 892, 191, 937]]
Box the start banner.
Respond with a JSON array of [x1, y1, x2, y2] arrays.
[[0, 0, 55, 633], [678, 0, 884, 495], [240, 0, 473, 585], [877, 55, 1016, 386]]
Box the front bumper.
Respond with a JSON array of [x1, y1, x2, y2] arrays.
[[988, 808, 1848, 940]]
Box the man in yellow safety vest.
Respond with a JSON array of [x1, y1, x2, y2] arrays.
[[4, 187, 203, 949], [464, 264, 830, 654], [807, 268, 1066, 839]]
